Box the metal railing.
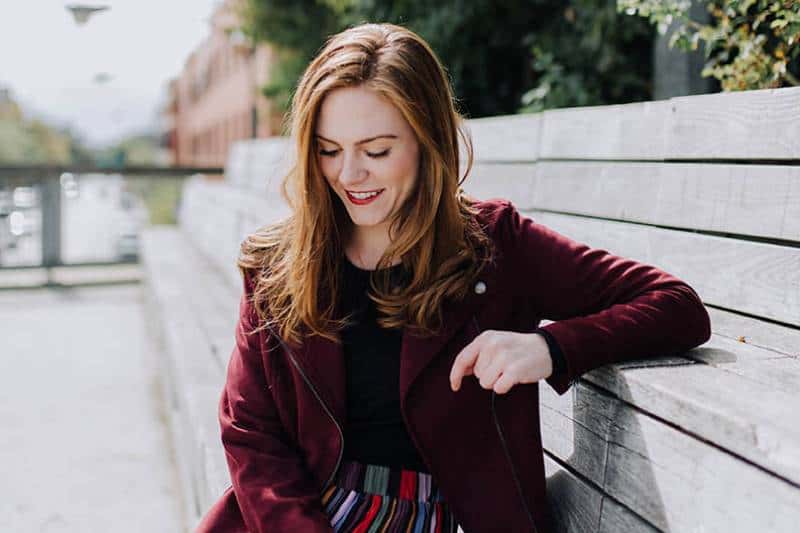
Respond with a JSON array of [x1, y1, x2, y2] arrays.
[[0, 165, 223, 288]]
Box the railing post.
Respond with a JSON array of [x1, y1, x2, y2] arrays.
[[40, 174, 62, 283]]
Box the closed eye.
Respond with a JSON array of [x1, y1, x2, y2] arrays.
[[318, 149, 390, 158]]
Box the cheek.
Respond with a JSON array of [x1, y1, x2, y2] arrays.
[[397, 157, 419, 191], [318, 158, 338, 182]]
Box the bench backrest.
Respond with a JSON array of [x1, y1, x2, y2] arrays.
[[456, 86, 800, 532]]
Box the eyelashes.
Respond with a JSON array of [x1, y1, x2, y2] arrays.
[[318, 149, 390, 158]]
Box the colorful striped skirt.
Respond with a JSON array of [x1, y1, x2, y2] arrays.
[[321, 459, 462, 532]]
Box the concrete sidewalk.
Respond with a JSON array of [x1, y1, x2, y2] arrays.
[[0, 283, 186, 532]]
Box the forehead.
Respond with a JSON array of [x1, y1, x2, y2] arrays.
[[315, 85, 409, 142]]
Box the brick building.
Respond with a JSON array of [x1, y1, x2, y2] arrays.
[[164, 0, 283, 167]]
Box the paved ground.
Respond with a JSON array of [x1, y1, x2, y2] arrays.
[[0, 283, 186, 532]]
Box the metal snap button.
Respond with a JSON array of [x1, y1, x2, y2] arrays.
[[474, 280, 486, 294]]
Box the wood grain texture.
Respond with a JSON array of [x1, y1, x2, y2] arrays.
[[541, 373, 800, 531], [538, 100, 670, 160], [666, 87, 800, 160], [589, 361, 799, 484], [459, 113, 541, 162], [706, 306, 800, 358], [461, 163, 537, 204], [598, 496, 660, 533], [525, 209, 800, 328], [544, 454, 604, 533], [604, 395, 800, 532], [515, 161, 800, 241]]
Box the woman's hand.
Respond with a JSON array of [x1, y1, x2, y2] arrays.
[[449, 330, 553, 394]]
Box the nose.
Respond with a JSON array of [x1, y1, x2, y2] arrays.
[[338, 152, 369, 188]]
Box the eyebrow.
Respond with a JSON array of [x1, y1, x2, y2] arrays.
[[314, 133, 398, 146]]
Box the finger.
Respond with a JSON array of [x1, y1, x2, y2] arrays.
[[450, 335, 483, 391], [493, 371, 517, 395], [478, 351, 505, 390]]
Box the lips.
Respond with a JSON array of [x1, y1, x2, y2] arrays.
[[346, 189, 384, 205]]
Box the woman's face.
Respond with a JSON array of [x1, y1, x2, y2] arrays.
[[315, 85, 420, 238]]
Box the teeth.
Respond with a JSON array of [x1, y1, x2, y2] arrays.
[[350, 190, 380, 199]]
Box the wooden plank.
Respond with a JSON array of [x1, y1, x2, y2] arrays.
[[522, 161, 800, 242], [544, 454, 604, 533], [179, 179, 289, 289], [190, 383, 230, 512], [539, 336, 800, 485], [461, 163, 537, 205], [526, 210, 800, 328], [604, 396, 800, 532], [141, 228, 232, 515], [538, 100, 670, 160], [540, 378, 613, 484], [666, 87, 800, 160], [141, 278, 201, 526], [225, 137, 293, 191], [462, 113, 541, 162], [461, 86, 800, 162], [544, 452, 661, 532], [588, 362, 799, 483], [706, 307, 800, 358], [598, 496, 659, 533], [541, 375, 800, 531], [701, 355, 800, 397]]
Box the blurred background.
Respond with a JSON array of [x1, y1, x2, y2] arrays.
[[0, 1, 797, 531], [3, 0, 798, 277]]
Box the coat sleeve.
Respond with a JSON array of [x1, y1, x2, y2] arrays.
[[218, 269, 333, 532], [495, 200, 712, 396]]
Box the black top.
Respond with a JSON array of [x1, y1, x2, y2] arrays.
[[337, 256, 568, 474], [338, 256, 429, 472]]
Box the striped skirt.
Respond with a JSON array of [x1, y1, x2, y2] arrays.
[[321, 459, 462, 532]]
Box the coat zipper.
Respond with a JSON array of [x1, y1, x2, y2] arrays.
[[266, 325, 344, 491], [472, 316, 539, 533]]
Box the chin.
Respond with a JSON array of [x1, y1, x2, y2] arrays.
[[349, 215, 387, 227]]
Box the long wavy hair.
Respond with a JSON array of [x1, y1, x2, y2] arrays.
[[237, 22, 493, 347]]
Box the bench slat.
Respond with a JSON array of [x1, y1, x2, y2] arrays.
[[461, 86, 800, 161], [667, 87, 800, 160], [541, 377, 800, 531], [502, 161, 800, 242], [461, 114, 541, 162], [528, 209, 800, 327], [538, 100, 670, 161], [707, 307, 800, 358]]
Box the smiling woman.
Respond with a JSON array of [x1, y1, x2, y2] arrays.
[[196, 20, 711, 533]]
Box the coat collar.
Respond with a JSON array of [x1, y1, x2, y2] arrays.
[[283, 256, 499, 427]]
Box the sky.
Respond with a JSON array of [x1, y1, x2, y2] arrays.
[[0, 0, 223, 148]]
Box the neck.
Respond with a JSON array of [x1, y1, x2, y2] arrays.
[[346, 223, 399, 270]]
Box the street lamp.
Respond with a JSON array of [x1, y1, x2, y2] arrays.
[[65, 4, 110, 26]]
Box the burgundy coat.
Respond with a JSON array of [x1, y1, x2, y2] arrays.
[[196, 198, 711, 532]]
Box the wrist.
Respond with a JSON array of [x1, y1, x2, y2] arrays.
[[533, 327, 566, 380], [529, 332, 554, 378]]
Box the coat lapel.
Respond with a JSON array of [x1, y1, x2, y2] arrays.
[[398, 267, 495, 405], [286, 259, 498, 428]]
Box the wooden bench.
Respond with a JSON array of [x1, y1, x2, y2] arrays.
[[141, 85, 800, 531]]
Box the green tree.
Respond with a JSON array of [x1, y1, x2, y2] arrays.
[[619, 0, 800, 90], [519, 0, 655, 113], [239, 0, 656, 117], [0, 88, 92, 164]]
